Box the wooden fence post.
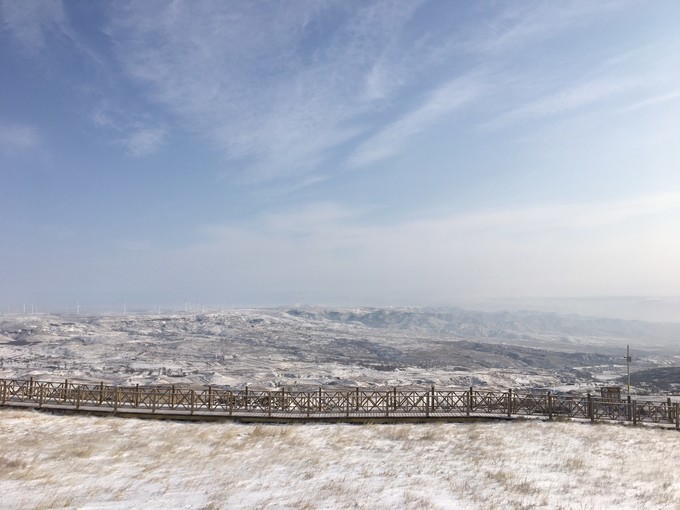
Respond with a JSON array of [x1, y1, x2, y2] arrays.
[[190, 390, 195, 414], [548, 392, 553, 421], [507, 389, 513, 417], [306, 391, 311, 418], [2, 379, 7, 405], [134, 384, 140, 407], [587, 393, 594, 423], [229, 391, 233, 416], [114, 387, 120, 412], [319, 387, 323, 412], [393, 387, 398, 414], [207, 386, 212, 411], [245, 386, 249, 411], [76, 386, 81, 409], [675, 403, 679, 431], [268, 390, 272, 417], [431, 385, 436, 414], [99, 382, 104, 405], [627, 396, 632, 421], [28, 377, 34, 399], [425, 389, 430, 418], [346, 389, 350, 418], [467, 387, 473, 417], [171, 384, 176, 409], [356, 387, 360, 412], [38, 383, 44, 408], [668, 398, 673, 423], [63, 379, 68, 402]]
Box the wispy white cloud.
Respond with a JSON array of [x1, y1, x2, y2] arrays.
[[247, 174, 331, 200], [90, 102, 166, 157], [90, 103, 116, 129], [101, 0, 643, 179], [485, 78, 641, 130], [103, 0, 446, 179], [120, 125, 165, 157], [171, 192, 680, 302], [423, 192, 680, 234], [0, 0, 71, 54], [0, 120, 40, 151], [619, 89, 680, 113], [463, 0, 625, 55], [258, 193, 680, 248], [348, 73, 485, 167], [0, 0, 104, 64]]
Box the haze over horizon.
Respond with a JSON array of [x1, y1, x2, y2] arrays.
[[2, 1, 680, 313]]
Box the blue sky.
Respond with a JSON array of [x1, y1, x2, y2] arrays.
[[1, 0, 680, 312]]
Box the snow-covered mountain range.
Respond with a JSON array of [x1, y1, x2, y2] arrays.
[[1, 307, 678, 392]]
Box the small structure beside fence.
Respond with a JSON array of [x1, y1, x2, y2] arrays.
[[1, 377, 678, 429], [600, 386, 622, 401]]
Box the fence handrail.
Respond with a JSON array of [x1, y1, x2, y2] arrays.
[[1, 377, 678, 429]]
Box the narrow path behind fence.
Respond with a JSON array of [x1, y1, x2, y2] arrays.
[[1, 378, 678, 429]]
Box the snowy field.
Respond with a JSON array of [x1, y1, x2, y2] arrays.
[[2, 408, 680, 509]]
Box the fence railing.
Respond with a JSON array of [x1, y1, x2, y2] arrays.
[[1, 377, 678, 428]]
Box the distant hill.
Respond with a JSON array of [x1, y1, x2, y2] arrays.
[[621, 367, 680, 393], [286, 307, 680, 352]]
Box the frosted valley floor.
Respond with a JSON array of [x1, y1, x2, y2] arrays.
[[2, 409, 680, 509], [3, 308, 680, 392]]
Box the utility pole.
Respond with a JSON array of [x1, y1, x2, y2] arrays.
[[626, 344, 632, 397]]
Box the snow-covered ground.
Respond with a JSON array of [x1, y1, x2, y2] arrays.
[[2, 307, 680, 508], [2, 408, 679, 509], [2, 307, 678, 392]]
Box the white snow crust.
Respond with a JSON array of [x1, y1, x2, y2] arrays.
[[1, 409, 679, 509]]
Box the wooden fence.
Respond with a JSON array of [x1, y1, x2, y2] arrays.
[[1, 377, 679, 428]]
